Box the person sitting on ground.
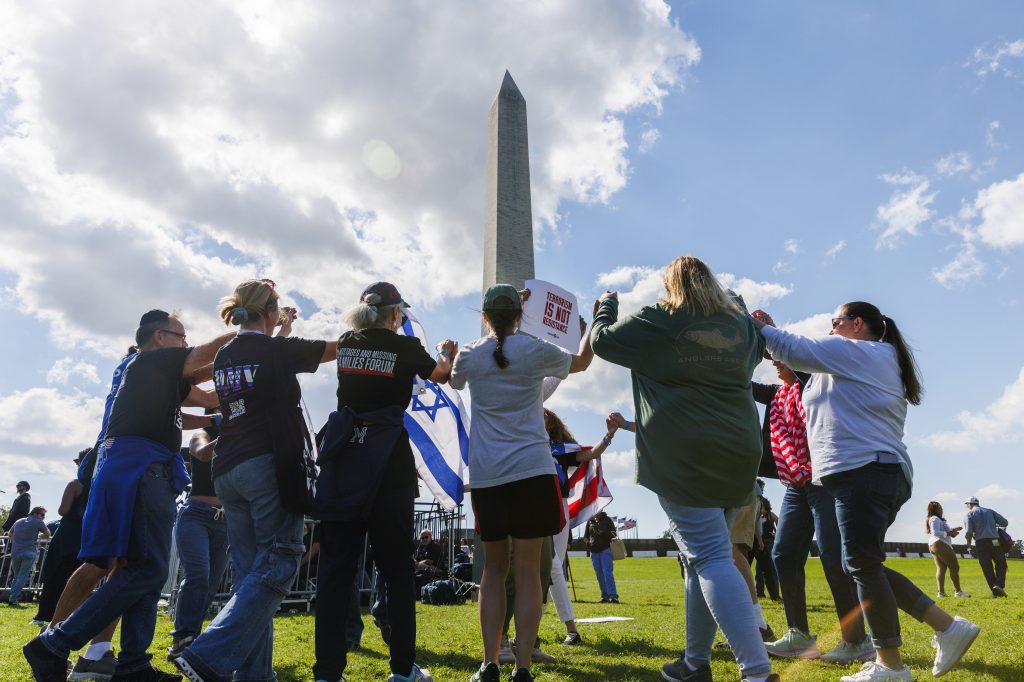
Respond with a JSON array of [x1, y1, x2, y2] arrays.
[[414, 530, 443, 587], [963, 496, 1010, 598], [926, 501, 968, 599], [7, 507, 50, 606]]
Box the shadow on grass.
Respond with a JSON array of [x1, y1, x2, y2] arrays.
[[586, 634, 682, 659]]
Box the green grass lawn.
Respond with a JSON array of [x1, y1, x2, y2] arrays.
[[2, 557, 1023, 680]]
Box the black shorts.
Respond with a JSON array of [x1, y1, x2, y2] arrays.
[[471, 474, 565, 542]]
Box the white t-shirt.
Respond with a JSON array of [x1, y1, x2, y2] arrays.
[[928, 516, 953, 547], [450, 333, 572, 488]]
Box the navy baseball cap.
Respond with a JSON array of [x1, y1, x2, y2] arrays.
[[360, 282, 409, 308]]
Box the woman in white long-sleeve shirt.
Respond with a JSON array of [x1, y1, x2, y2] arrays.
[[751, 302, 979, 682], [926, 501, 968, 598]]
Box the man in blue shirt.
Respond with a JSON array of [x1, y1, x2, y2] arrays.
[[963, 496, 1010, 598]]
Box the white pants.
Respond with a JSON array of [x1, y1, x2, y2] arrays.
[[548, 497, 575, 623]]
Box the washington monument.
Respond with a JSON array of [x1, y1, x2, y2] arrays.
[[483, 71, 535, 293]]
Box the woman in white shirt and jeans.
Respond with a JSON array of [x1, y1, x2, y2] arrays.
[[752, 301, 979, 682], [926, 501, 968, 599]]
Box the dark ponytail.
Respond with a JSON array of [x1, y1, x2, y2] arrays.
[[484, 307, 517, 370], [842, 301, 923, 406], [123, 346, 138, 359]]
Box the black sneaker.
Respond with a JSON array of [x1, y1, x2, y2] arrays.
[[22, 636, 69, 682], [760, 625, 776, 643], [70, 650, 117, 680], [511, 668, 535, 682], [562, 632, 582, 646], [661, 656, 712, 682], [166, 636, 194, 661], [469, 662, 500, 682], [111, 666, 183, 682]]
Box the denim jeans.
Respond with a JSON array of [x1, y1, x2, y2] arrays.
[[41, 462, 177, 674], [172, 498, 230, 639], [660, 496, 772, 679], [8, 550, 37, 604], [589, 549, 618, 600], [772, 484, 865, 643], [181, 454, 304, 682], [821, 462, 934, 649], [975, 538, 1008, 591]]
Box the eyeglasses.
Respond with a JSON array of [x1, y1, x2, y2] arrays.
[[831, 316, 856, 329], [159, 329, 187, 342]]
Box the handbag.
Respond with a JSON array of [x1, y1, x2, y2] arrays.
[[268, 343, 317, 516], [998, 528, 1013, 555], [610, 537, 627, 561]]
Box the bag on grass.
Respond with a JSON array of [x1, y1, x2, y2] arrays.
[[420, 579, 460, 605]]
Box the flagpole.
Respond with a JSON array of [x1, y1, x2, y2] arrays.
[[566, 529, 577, 601]]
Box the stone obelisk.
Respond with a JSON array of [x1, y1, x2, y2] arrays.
[[483, 71, 534, 295]]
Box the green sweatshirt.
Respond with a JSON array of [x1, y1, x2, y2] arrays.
[[591, 296, 765, 508]]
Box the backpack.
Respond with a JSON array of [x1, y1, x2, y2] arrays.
[[998, 528, 1013, 555], [420, 579, 460, 606]]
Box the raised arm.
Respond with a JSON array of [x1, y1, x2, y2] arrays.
[[182, 385, 219, 409], [578, 427, 618, 462], [182, 332, 236, 380], [569, 317, 595, 374], [429, 339, 458, 383]]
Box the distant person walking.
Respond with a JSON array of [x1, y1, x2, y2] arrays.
[[963, 496, 1009, 598], [926, 502, 969, 598], [6, 507, 50, 606]]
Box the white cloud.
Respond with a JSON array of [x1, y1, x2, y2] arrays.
[[986, 120, 1001, 149], [967, 39, 1024, 79], [935, 152, 972, 177], [0, 1, 700, 351], [783, 239, 800, 254], [974, 172, 1024, 248], [931, 491, 959, 504], [46, 357, 101, 385], [974, 484, 1022, 502], [638, 127, 661, 153], [783, 312, 833, 339], [932, 242, 985, 289], [600, 449, 637, 487], [825, 240, 846, 258], [875, 172, 936, 249], [717, 273, 793, 311], [0, 388, 104, 448], [923, 367, 1024, 451]]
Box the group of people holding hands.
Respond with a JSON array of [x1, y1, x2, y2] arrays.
[[13, 252, 990, 682]]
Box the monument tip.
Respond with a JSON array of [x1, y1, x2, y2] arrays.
[[498, 70, 522, 98]]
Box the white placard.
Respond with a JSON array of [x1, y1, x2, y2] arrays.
[[520, 279, 581, 353]]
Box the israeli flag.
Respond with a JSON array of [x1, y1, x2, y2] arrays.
[[399, 311, 469, 510]]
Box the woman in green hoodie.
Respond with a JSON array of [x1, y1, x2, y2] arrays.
[[591, 255, 777, 682]]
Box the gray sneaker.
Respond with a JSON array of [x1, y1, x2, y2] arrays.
[[765, 628, 820, 659], [821, 638, 875, 664], [70, 651, 117, 680]]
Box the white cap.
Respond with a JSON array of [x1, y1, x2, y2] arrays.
[[965, 496, 979, 505]]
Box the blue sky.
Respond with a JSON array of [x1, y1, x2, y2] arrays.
[[1, 1, 1022, 542]]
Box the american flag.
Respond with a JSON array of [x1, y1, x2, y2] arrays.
[[554, 442, 613, 529]]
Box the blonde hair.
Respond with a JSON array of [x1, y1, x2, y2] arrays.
[[344, 293, 400, 331], [219, 279, 279, 326], [660, 256, 740, 317]]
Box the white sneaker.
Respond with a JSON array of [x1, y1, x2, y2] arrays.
[[936, 591, 947, 598], [953, 591, 971, 598], [839, 661, 913, 681], [931, 616, 980, 677]]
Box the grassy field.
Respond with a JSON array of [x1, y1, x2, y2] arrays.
[[2, 557, 1022, 681]]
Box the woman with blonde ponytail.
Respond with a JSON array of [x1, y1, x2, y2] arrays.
[[173, 278, 336, 682]]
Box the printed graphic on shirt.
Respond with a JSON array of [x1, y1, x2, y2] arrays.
[[213, 364, 260, 421], [674, 321, 747, 367], [338, 347, 397, 376]]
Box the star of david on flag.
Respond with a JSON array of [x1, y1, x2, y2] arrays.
[[399, 311, 469, 510]]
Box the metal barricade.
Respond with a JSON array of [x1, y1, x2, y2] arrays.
[[0, 535, 52, 603]]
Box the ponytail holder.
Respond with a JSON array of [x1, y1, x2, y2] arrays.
[[880, 316, 888, 342], [362, 292, 383, 306], [230, 307, 249, 324]]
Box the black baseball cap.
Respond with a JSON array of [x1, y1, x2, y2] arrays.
[[360, 282, 409, 308], [17, 480, 30, 490]]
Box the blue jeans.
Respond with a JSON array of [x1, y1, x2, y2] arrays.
[[181, 455, 304, 682], [660, 497, 772, 679], [9, 550, 37, 604], [41, 462, 177, 674], [772, 484, 865, 643], [821, 462, 934, 649], [589, 549, 618, 600], [172, 498, 230, 639]]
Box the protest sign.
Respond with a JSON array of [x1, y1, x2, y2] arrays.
[[521, 279, 581, 352]]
